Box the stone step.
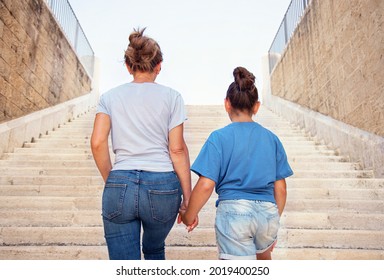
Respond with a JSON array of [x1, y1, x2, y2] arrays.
[[289, 162, 362, 170], [1, 175, 381, 189], [2, 153, 94, 160], [13, 148, 93, 154], [279, 212, 384, 231], [185, 130, 307, 137], [0, 246, 109, 260], [0, 156, 350, 168], [0, 183, 382, 200], [168, 228, 384, 250], [291, 170, 373, 178], [1, 227, 381, 250], [38, 135, 91, 140], [13, 145, 337, 156], [0, 196, 100, 210], [24, 141, 91, 148], [185, 134, 315, 142], [0, 168, 372, 178], [167, 247, 384, 260], [1, 210, 383, 231], [0, 185, 103, 196], [0, 160, 96, 167], [0, 159, 362, 171], [286, 178, 384, 189], [0, 167, 100, 176], [0, 175, 103, 185], [0, 196, 381, 213], [23, 140, 327, 149], [283, 199, 383, 213], [0, 227, 105, 246], [189, 148, 338, 156], [0, 246, 383, 260], [0, 210, 103, 227], [188, 145, 338, 153]]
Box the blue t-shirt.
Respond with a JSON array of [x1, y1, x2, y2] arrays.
[[191, 122, 293, 205]]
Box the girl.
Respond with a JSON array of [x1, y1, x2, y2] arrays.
[[181, 67, 293, 260]]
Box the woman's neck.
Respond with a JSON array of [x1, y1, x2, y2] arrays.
[[132, 71, 157, 83]]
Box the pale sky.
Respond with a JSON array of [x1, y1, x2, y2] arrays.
[[68, 0, 290, 104]]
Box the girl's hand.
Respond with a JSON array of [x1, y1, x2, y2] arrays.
[[186, 216, 199, 232]]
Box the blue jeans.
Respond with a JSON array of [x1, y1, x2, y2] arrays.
[[102, 170, 182, 260]]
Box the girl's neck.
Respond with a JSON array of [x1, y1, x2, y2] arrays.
[[228, 111, 254, 122]]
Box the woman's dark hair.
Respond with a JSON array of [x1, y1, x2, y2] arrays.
[[124, 27, 163, 73], [226, 67, 259, 113]]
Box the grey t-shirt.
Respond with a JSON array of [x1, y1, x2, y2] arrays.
[[96, 82, 187, 172]]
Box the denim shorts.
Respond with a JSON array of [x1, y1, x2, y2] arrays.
[[215, 199, 280, 260]]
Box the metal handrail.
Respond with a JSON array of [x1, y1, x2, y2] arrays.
[[45, 0, 95, 77], [268, 0, 311, 73]]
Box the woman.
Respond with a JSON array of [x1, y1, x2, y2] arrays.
[[91, 28, 192, 260]]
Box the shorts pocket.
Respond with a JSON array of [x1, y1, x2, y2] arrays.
[[265, 204, 280, 238], [148, 188, 181, 223], [102, 183, 127, 221], [224, 213, 254, 242]]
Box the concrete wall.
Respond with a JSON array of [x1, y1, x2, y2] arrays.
[[0, 0, 92, 124], [262, 2, 384, 177], [270, 0, 384, 137]]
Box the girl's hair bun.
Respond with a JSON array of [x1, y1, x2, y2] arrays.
[[233, 67, 256, 91], [226, 66, 259, 112]]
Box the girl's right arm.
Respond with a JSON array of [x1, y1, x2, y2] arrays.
[[274, 179, 287, 216]]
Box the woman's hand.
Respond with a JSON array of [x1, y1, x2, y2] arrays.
[[177, 200, 199, 232]]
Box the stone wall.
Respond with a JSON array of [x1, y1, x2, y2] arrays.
[[0, 0, 92, 124], [270, 0, 384, 137]]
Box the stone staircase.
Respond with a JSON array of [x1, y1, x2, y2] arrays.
[[0, 105, 383, 259]]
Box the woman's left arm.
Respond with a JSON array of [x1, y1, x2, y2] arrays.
[[169, 123, 192, 208], [91, 113, 112, 182]]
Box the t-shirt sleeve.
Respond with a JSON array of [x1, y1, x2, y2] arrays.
[[96, 93, 110, 115], [169, 93, 187, 131], [191, 138, 221, 184], [275, 137, 294, 180]]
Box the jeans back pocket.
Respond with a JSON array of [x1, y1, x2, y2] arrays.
[[102, 183, 127, 221], [148, 188, 181, 223]]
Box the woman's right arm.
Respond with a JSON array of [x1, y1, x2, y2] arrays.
[[91, 113, 112, 182], [168, 123, 192, 210]]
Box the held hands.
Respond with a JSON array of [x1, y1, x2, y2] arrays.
[[177, 200, 199, 232]]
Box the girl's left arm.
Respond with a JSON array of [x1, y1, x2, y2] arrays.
[[91, 113, 112, 182], [182, 176, 215, 231], [274, 179, 287, 216]]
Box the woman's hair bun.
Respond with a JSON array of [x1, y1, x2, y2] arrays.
[[233, 67, 255, 91], [124, 27, 163, 73]]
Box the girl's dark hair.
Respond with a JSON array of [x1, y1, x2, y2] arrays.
[[226, 67, 259, 113], [124, 27, 163, 73]]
